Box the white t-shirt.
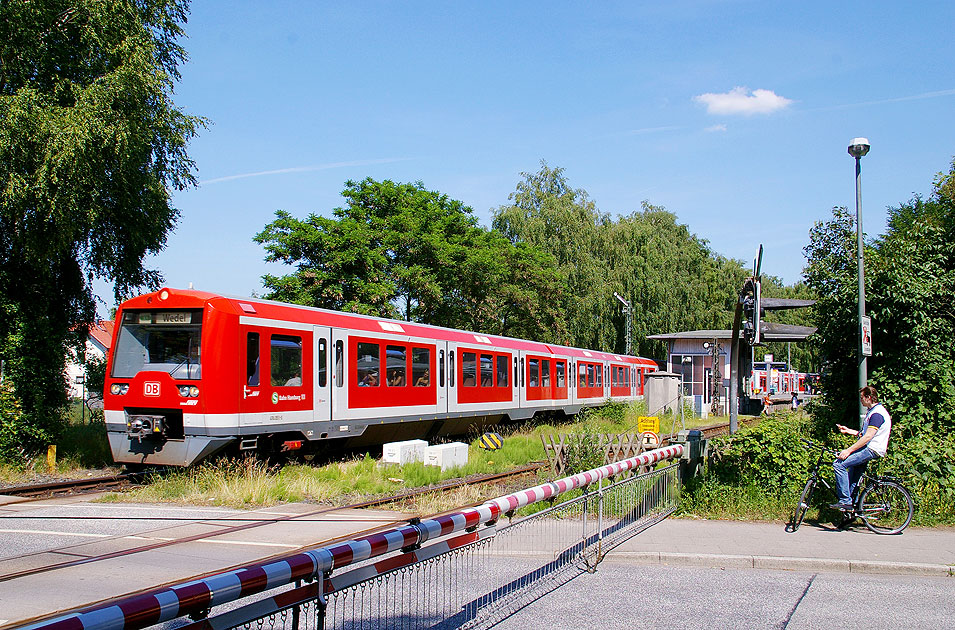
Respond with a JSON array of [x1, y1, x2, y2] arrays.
[[863, 403, 892, 456]]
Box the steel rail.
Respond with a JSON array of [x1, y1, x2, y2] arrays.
[[0, 473, 142, 498]]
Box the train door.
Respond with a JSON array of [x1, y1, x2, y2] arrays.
[[313, 326, 331, 422], [240, 325, 267, 421], [331, 328, 349, 420]]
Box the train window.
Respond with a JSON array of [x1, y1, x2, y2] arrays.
[[497, 355, 509, 388], [520, 358, 525, 387], [113, 309, 203, 379], [385, 345, 406, 387], [579, 363, 587, 388], [449, 351, 455, 387], [462, 352, 477, 387], [439, 350, 445, 387], [335, 340, 343, 387], [597, 365, 603, 387], [529, 359, 539, 387], [480, 354, 493, 387], [513, 357, 518, 384], [586, 364, 594, 388], [412, 348, 430, 387], [271, 335, 302, 387], [541, 360, 550, 387], [246, 333, 260, 387], [357, 342, 380, 387], [556, 361, 565, 387], [318, 338, 327, 388]]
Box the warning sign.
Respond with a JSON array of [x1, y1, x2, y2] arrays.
[[637, 416, 660, 434], [641, 431, 660, 449]]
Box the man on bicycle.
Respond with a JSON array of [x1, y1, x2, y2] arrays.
[[831, 385, 892, 510]]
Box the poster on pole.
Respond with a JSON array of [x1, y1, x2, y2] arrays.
[[861, 316, 873, 356]]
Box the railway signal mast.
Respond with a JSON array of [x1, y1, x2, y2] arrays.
[[729, 246, 763, 433], [614, 292, 633, 356]]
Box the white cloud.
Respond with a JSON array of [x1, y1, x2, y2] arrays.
[[704, 124, 727, 133], [694, 87, 793, 116]]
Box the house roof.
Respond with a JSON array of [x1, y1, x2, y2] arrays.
[[87, 320, 114, 351], [648, 323, 816, 343]]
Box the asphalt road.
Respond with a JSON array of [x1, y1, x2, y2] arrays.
[[489, 561, 955, 630]]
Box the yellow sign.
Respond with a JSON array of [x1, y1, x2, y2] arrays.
[[637, 416, 660, 434]]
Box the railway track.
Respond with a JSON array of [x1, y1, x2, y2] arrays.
[[0, 462, 543, 584], [0, 472, 147, 499], [0, 420, 750, 584]]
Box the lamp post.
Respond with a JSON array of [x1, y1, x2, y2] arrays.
[[848, 137, 870, 428]]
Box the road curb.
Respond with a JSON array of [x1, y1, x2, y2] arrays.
[[610, 551, 954, 577]]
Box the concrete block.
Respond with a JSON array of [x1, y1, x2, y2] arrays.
[[425, 442, 469, 470], [382, 439, 427, 464]]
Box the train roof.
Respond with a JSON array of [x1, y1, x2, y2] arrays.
[[117, 288, 659, 367]]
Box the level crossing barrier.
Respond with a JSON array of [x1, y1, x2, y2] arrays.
[[18, 444, 684, 630]]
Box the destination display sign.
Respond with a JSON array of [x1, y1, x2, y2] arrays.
[[135, 311, 193, 325]]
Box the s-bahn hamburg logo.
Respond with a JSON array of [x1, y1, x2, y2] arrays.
[[144, 382, 161, 397], [272, 392, 279, 405]]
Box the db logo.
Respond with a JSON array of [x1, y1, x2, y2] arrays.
[[144, 382, 161, 397]]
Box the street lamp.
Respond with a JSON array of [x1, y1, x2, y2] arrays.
[[848, 137, 870, 428]]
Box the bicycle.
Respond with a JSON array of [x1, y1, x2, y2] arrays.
[[787, 439, 914, 535]]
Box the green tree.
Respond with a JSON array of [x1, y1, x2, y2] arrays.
[[0, 1, 202, 445], [255, 178, 569, 337], [493, 162, 614, 350], [805, 160, 955, 509], [494, 163, 749, 358]]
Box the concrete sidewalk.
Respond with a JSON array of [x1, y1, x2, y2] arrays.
[[610, 517, 955, 576]]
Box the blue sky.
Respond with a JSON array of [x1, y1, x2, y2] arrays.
[[103, 1, 955, 314]]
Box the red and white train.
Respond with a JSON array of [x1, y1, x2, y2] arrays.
[[104, 288, 659, 467]]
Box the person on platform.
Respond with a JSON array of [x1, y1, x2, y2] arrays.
[[830, 386, 892, 510]]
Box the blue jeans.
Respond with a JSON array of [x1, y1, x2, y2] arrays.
[[833, 447, 879, 505]]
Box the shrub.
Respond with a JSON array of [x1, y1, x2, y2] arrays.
[[705, 413, 814, 493], [0, 381, 50, 464]]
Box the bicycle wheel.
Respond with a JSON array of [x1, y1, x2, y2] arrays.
[[858, 480, 913, 534], [790, 477, 816, 532]]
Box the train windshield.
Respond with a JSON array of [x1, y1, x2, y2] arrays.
[[111, 310, 203, 380]]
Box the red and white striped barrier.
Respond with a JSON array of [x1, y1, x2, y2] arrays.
[[18, 444, 683, 630]]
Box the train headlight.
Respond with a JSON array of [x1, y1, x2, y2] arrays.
[[189, 386, 200, 397], [110, 383, 130, 395], [178, 385, 200, 397]]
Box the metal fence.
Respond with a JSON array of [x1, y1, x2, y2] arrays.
[[177, 462, 679, 630], [21, 444, 684, 630]]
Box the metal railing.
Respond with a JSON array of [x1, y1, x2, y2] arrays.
[[20, 444, 684, 630]]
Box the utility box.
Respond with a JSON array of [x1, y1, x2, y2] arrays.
[[382, 439, 427, 465], [425, 442, 469, 471], [645, 371, 680, 416]]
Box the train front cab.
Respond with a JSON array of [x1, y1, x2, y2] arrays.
[[105, 292, 237, 467]]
